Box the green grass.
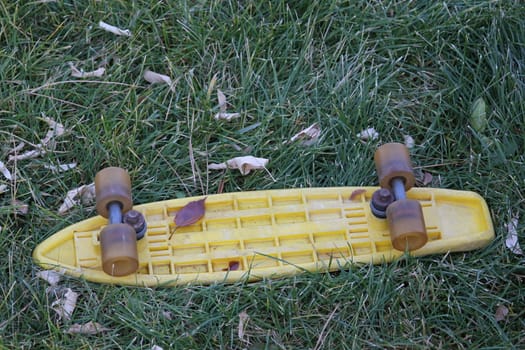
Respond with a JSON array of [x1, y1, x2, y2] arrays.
[[1, 0, 524, 348]]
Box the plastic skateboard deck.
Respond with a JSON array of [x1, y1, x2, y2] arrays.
[[33, 187, 494, 287]]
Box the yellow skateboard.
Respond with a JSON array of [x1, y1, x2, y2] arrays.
[[33, 143, 494, 287]]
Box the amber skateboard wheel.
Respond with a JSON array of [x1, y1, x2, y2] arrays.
[[386, 199, 428, 251], [100, 223, 138, 276], [374, 143, 415, 191], [95, 167, 133, 218]]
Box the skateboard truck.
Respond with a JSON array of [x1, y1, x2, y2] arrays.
[[371, 143, 428, 251], [106, 204, 147, 240], [95, 167, 140, 276]]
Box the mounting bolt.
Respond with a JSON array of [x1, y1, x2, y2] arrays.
[[373, 188, 394, 209], [370, 188, 395, 218], [123, 210, 147, 240]]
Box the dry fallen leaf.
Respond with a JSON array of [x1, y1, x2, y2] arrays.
[[471, 97, 487, 133], [217, 89, 227, 112], [422, 172, 433, 186], [9, 149, 44, 161], [98, 20, 131, 37], [69, 63, 105, 78], [51, 288, 78, 321], [8, 142, 25, 154], [67, 321, 110, 335], [161, 310, 173, 320], [415, 170, 433, 187], [58, 183, 95, 214], [37, 270, 63, 286], [151, 346, 164, 350], [287, 123, 321, 146], [214, 112, 241, 121], [37, 115, 66, 143], [208, 156, 269, 176], [144, 70, 176, 92], [44, 162, 77, 173], [0, 184, 7, 194], [207, 73, 218, 99], [238, 310, 250, 342], [505, 214, 522, 255], [12, 200, 29, 215], [214, 89, 241, 121], [8, 116, 66, 161], [0, 161, 12, 180], [357, 127, 378, 141], [175, 197, 207, 227], [404, 135, 415, 149], [495, 305, 509, 322]]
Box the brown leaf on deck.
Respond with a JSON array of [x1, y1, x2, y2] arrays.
[[174, 197, 207, 227], [223, 261, 240, 271], [350, 189, 366, 200]]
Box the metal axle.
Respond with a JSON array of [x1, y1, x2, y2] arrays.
[[391, 177, 406, 201], [108, 202, 123, 225]]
